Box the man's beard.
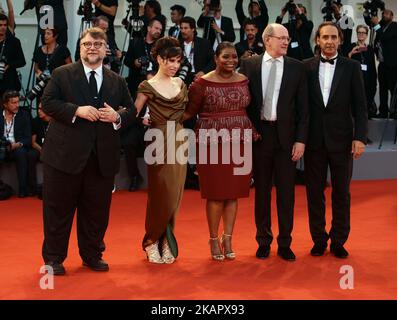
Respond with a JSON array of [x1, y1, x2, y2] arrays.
[[83, 55, 102, 65]]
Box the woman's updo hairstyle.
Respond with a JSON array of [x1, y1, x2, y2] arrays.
[[151, 36, 183, 61]]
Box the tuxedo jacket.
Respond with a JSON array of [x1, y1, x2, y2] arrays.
[[197, 15, 236, 46], [41, 61, 136, 177], [239, 53, 309, 150], [304, 56, 368, 152], [0, 109, 32, 147]]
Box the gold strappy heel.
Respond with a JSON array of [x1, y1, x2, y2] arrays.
[[208, 237, 225, 261], [145, 241, 164, 264], [221, 234, 236, 260], [161, 238, 176, 264]]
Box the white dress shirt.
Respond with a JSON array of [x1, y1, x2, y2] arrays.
[[3, 110, 16, 144], [82, 62, 103, 93], [213, 17, 222, 51], [73, 62, 120, 130], [261, 51, 284, 121], [184, 41, 195, 73], [319, 53, 338, 107]]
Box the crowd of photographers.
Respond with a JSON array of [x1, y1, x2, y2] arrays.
[[0, 0, 396, 199]]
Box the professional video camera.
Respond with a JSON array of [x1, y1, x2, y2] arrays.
[[363, 0, 385, 17], [284, 0, 298, 16], [20, 0, 38, 15], [77, 0, 94, 22], [122, 0, 144, 33], [26, 73, 51, 101], [0, 57, 7, 81], [177, 57, 193, 82], [322, 0, 342, 21], [138, 56, 151, 76]]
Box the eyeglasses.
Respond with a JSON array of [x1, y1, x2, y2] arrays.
[[357, 32, 368, 35], [80, 41, 105, 49], [268, 35, 291, 43]]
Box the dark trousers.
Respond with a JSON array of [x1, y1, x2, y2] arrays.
[[9, 147, 39, 194], [42, 153, 114, 264], [253, 122, 296, 248], [304, 148, 353, 246], [123, 144, 140, 179], [378, 63, 397, 115]]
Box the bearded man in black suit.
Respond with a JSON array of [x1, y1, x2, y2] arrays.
[[41, 28, 136, 275]]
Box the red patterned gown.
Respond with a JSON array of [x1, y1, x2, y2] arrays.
[[186, 78, 260, 200]]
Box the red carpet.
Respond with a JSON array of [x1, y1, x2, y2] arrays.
[[0, 180, 396, 300]]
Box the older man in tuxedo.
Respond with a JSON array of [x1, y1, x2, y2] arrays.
[[304, 22, 367, 258], [239, 23, 309, 261], [41, 28, 136, 275]]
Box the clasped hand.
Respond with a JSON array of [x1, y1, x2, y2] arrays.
[[76, 103, 118, 123]]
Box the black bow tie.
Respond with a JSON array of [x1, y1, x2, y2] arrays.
[[320, 56, 337, 65]]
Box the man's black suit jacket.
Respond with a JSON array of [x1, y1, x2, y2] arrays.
[[239, 53, 309, 150], [304, 56, 368, 152], [41, 62, 136, 177], [0, 109, 32, 147], [181, 36, 215, 74], [197, 15, 236, 47]]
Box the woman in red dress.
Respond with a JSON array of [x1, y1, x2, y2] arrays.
[[183, 42, 260, 261]]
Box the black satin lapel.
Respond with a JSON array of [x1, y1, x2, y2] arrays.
[[313, 57, 325, 108], [327, 58, 345, 107]]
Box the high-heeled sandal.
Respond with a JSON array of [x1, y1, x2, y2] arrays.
[[208, 237, 225, 261], [161, 238, 176, 264], [221, 234, 236, 260], [145, 241, 164, 264]]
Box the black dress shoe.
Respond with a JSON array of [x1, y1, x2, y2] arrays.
[[277, 247, 296, 261], [83, 258, 109, 271], [256, 245, 270, 259], [45, 261, 66, 275], [129, 175, 143, 192], [330, 244, 349, 259], [310, 243, 327, 256]]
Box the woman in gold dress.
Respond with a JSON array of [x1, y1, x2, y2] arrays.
[[134, 37, 188, 264]]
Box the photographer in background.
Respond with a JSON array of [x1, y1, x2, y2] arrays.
[[332, 1, 353, 56], [92, 0, 118, 46], [235, 0, 269, 42], [348, 25, 377, 120], [75, 16, 122, 73], [0, 14, 26, 98], [0, 91, 37, 198], [0, 0, 15, 35], [124, 18, 162, 97], [276, 3, 314, 61], [33, 28, 72, 78], [197, 0, 235, 51], [371, 9, 397, 118], [235, 19, 263, 60], [179, 16, 215, 87], [168, 4, 186, 41], [130, 1, 167, 39], [26, 0, 68, 46]]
